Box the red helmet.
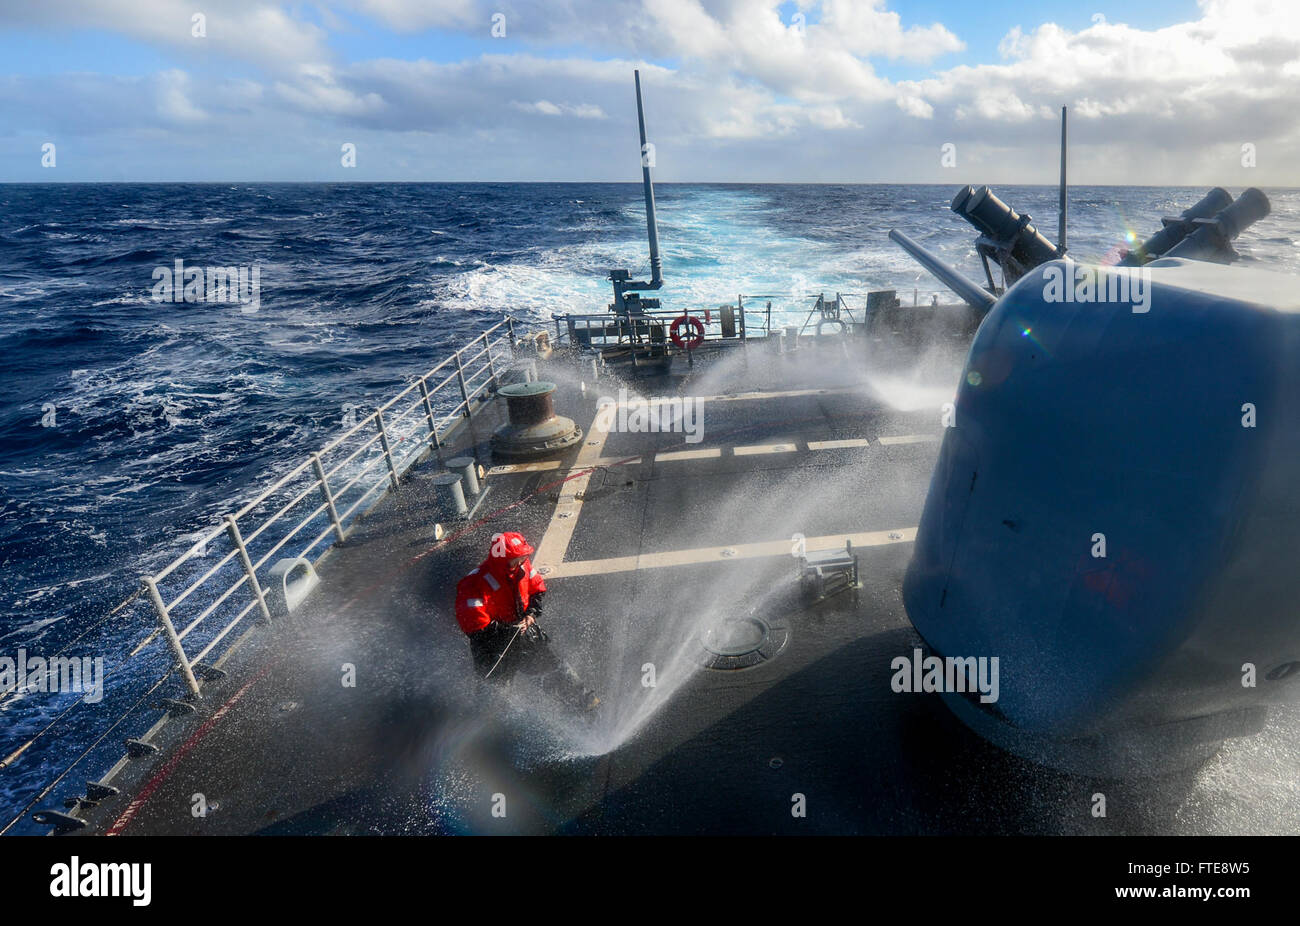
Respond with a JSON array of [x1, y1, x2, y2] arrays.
[[489, 531, 534, 559]]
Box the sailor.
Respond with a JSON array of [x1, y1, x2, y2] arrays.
[[454, 531, 599, 711]]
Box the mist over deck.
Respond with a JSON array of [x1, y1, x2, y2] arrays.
[[60, 335, 1300, 836]]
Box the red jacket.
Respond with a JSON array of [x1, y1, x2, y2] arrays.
[[454, 555, 546, 635]]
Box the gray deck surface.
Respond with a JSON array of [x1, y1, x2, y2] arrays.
[[70, 337, 1300, 835]]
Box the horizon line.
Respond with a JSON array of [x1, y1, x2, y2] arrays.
[[1, 180, 1291, 188]]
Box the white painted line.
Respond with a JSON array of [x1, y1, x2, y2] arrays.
[[584, 455, 644, 468], [544, 527, 917, 579], [603, 387, 859, 406], [700, 387, 860, 403], [655, 448, 722, 462], [807, 438, 870, 450], [876, 434, 940, 445], [534, 419, 611, 570], [734, 442, 798, 456], [487, 460, 563, 475]]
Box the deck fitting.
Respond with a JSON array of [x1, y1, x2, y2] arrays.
[[156, 698, 197, 718], [799, 541, 860, 601], [125, 739, 159, 758], [491, 381, 583, 460], [698, 615, 789, 670], [85, 781, 120, 802], [32, 810, 87, 834]]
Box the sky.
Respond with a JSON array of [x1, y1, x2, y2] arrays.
[[1, 0, 1298, 184]]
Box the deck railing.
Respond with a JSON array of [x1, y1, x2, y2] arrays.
[[141, 318, 517, 696], [549, 290, 955, 350]]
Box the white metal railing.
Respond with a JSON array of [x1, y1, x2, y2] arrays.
[[141, 317, 517, 695], [550, 290, 958, 351], [2, 317, 524, 833]]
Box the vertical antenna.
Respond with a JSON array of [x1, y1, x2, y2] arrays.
[[634, 69, 663, 287], [1057, 105, 1068, 255]]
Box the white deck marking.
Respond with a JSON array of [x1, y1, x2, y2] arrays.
[[584, 455, 644, 468], [654, 448, 722, 462], [531, 388, 938, 572], [876, 434, 940, 445], [600, 386, 862, 407], [533, 419, 612, 571], [733, 442, 798, 456], [544, 527, 917, 579], [806, 438, 870, 450], [487, 460, 563, 475], [697, 387, 858, 403]]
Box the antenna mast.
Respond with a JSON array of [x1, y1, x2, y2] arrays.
[[606, 70, 664, 316], [1058, 105, 1068, 255], [635, 70, 663, 287]]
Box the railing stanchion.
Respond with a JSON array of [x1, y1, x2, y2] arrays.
[[417, 377, 443, 459], [454, 350, 471, 417], [142, 577, 201, 697], [225, 515, 273, 625], [507, 317, 516, 355], [312, 452, 347, 545], [375, 410, 400, 490], [738, 293, 747, 351], [484, 332, 498, 389]]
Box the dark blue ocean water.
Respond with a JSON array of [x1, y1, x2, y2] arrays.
[[2, 181, 1297, 831]]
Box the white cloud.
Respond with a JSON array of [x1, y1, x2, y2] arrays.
[[511, 100, 607, 118], [821, 0, 964, 62], [345, 0, 480, 31], [273, 65, 387, 116], [4, 0, 1300, 184], [0, 0, 332, 70], [154, 69, 207, 123]]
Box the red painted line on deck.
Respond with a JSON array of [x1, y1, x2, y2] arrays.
[[105, 662, 274, 835]]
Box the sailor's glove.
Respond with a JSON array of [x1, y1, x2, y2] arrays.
[[524, 622, 548, 643]]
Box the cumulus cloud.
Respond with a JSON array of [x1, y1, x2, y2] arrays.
[[1, 0, 1299, 184]]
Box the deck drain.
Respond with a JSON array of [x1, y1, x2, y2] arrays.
[[697, 615, 789, 670]]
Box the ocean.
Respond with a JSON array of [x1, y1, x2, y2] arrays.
[[1, 181, 1297, 831]]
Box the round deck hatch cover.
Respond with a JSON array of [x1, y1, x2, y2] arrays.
[[497, 381, 555, 397], [697, 615, 789, 670]]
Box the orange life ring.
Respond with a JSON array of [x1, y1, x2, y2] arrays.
[[669, 315, 705, 350]]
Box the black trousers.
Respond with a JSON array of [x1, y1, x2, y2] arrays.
[[468, 622, 588, 705]]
